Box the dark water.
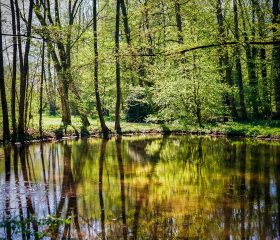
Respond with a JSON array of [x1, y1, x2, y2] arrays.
[[0, 136, 280, 239]]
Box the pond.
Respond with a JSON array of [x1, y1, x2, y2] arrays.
[[0, 135, 280, 239]]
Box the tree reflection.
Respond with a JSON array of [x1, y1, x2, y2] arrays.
[[239, 143, 246, 240], [19, 146, 39, 239], [99, 139, 107, 240], [1, 137, 280, 239], [4, 147, 11, 240], [116, 137, 128, 240], [52, 142, 82, 240], [276, 145, 280, 237]]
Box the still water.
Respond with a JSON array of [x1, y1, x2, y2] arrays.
[[0, 135, 280, 239]]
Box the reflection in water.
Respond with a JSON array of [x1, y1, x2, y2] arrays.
[[0, 136, 280, 239], [99, 139, 107, 240], [116, 137, 128, 240]]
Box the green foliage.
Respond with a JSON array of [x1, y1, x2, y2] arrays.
[[125, 87, 153, 122], [148, 53, 225, 125], [54, 126, 64, 138], [0, 215, 71, 240]]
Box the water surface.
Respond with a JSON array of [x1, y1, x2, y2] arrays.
[[0, 136, 280, 239]]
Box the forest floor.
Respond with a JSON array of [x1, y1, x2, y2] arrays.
[[1, 115, 280, 142]]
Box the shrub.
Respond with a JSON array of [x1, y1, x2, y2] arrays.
[[125, 89, 153, 123]]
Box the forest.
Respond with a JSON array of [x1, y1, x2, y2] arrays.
[[1, 1, 280, 239], [0, 0, 280, 142]]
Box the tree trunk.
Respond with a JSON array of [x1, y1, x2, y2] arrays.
[[174, 0, 187, 66], [10, 0, 17, 137], [69, 82, 90, 127], [47, 52, 57, 115], [17, 0, 34, 137], [93, 0, 109, 137], [115, 0, 122, 134], [39, 41, 45, 138], [239, 0, 259, 118], [58, 71, 72, 126], [120, 0, 131, 45], [253, 0, 270, 116], [175, 0, 183, 44], [272, 0, 280, 112], [0, 5, 10, 143], [216, 0, 239, 120], [39, 0, 46, 138], [233, 0, 247, 120]]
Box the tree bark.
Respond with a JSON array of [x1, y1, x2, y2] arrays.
[[216, 0, 239, 120], [57, 71, 72, 126], [233, 0, 247, 120], [239, 0, 259, 118], [17, 0, 34, 137], [0, 4, 10, 143], [120, 0, 131, 45], [46, 51, 57, 115], [69, 82, 90, 127], [175, 0, 183, 45], [115, 0, 122, 134], [253, 0, 270, 116], [39, 0, 46, 138], [93, 0, 109, 137], [272, 0, 280, 112], [10, 0, 18, 137]]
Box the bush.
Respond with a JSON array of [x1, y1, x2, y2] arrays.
[[54, 127, 64, 139], [125, 89, 153, 123]]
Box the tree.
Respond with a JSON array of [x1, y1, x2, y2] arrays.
[[0, 3, 10, 143], [216, 0, 238, 120], [39, 0, 46, 138], [34, 0, 90, 128], [17, 0, 34, 137], [272, 0, 280, 112], [233, 0, 247, 120], [93, 0, 110, 137], [253, 0, 270, 116], [10, 0, 18, 137], [115, 0, 122, 134], [239, 0, 259, 118]]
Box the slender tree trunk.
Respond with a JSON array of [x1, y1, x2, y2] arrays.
[[10, 0, 17, 137], [233, 0, 247, 120], [115, 0, 122, 134], [93, 0, 109, 137], [272, 0, 280, 112], [69, 82, 90, 127], [216, 0, 238, 120], [144, 0, 154, 61], [46, 51, 57, 115], [239, 0, 259, 118], [0, 5, 10, 143], [58, 71, 72, 126], [39, 41, 45, 138], [253, 0, 270, 116], [17, 0, 34, 137], [120, 0, 131, 45], [175, 0, 183, 45], [39, 0, 46, 138]]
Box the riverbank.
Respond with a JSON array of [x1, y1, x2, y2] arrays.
[[1, 116, 280, 143]]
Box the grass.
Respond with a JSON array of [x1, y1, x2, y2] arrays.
[[1, 114, 280, 141]]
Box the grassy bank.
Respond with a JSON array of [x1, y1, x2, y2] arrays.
[[1, 115, 280, 141]]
